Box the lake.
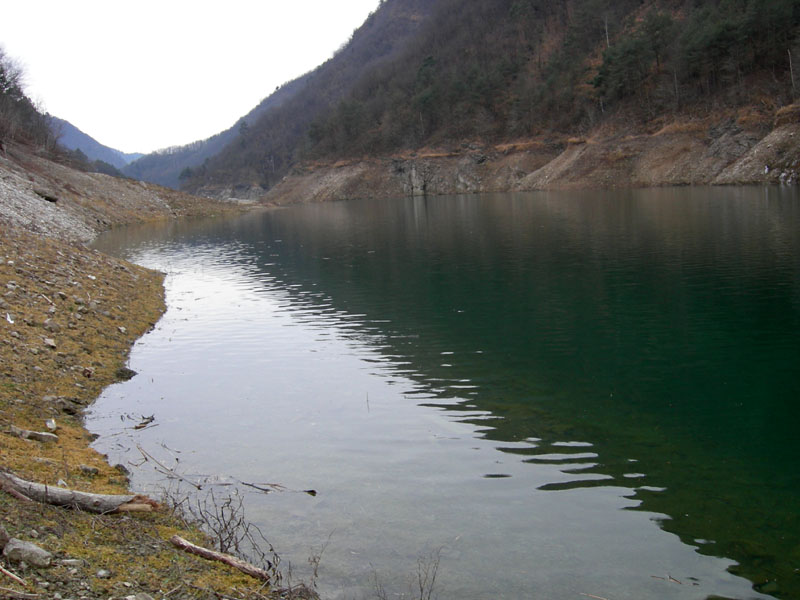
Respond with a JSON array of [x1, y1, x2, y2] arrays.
[[89, 188, 800, 600]]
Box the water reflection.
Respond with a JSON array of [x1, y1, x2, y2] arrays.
[[90, 188, 799, 599]]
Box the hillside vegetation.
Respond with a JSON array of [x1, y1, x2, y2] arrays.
[[173, 0, 800, 198]]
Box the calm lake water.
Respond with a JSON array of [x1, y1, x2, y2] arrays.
[[89, 188, 800, 600]]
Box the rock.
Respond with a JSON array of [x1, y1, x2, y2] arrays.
[[43, 337, 57, 349], [79, 464, 99, 476], [115, 366, 137, 381], [2, 538, 53, 567], [96, 568, 111, 579], [43, 318, 60, 333], [0, 525, 9, 549], [45, 418, 57, 431]]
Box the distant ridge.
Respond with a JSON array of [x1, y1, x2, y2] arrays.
[[120, 74, 312, 189], [48, 116, 142, 169], [124, 0, 433, 191]]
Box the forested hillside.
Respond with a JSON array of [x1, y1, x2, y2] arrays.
[[121, 74, 312, 188], [175, 0, 800, 196], [0, 46, 55, 150], [178, 0, 436, 195]]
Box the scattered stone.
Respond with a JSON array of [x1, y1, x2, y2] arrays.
[[115, 366, 137, 381], [0, 525, 9, 549], [45, 418, 57, 431], [79, 464, 99, 476], [2, 538, 53, 567], [43, 318, 60, 333], [43, 337, 57, 349], [118, 326, 127, 334], [96, 569, 111, 579]]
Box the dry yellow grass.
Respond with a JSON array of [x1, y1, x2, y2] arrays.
[[0, 224, 282, 599]]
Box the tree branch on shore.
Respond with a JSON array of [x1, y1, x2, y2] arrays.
[[0, 471, 159, 514], [0, 587, 38, 600], [0, 564, 27, 587], [169, 535, 272, 582]]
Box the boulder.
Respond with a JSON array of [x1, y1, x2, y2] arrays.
[[2, 538, 52, 567]]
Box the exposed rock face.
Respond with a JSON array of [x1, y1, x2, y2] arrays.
[[258, 109, 800, 205]]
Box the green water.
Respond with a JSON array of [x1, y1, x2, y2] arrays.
[[92, 187, 800, 599]]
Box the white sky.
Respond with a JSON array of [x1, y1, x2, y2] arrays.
[[1, 0, 381, 154]]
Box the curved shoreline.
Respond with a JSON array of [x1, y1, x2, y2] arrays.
[[0, 145, 271, 599]]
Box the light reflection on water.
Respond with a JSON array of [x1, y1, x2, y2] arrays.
[[87, 190, 798, 600]]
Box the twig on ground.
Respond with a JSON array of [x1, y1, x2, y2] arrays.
[[169, 535, 272, 582], [0, 564, 27, 587], [0, 587, 38, 600]]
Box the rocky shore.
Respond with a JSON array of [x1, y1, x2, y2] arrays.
[[0, 144, 274, 599], [232, 106, 800, 205]]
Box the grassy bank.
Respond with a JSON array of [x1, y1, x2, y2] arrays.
[[0, 223, 285, 599], [0, 139, 288, 598]]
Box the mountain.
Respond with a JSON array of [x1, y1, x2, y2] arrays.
[[127, 0, 435, 193], [130, 0, 800, 198], [120, 74, 311, 189], [49, 116, 142, 169], [177, 0, 800, 198]]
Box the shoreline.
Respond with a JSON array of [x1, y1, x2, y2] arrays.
[[1, 145, 275, 599]]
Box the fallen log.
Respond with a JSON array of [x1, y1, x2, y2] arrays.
[[0, 472, 159, 514], [7, 425, 58, 443], [169, 535, 271, 582]]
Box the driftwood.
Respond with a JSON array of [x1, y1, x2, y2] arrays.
[[0, 472, 159, 514], [169, 535, 271, 582], [7, 425, 58, 443], [0, 587, 38, 600], [0, 564, 27, 587]]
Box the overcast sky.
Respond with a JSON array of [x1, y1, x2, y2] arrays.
[[1, 0, 381, 154]]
